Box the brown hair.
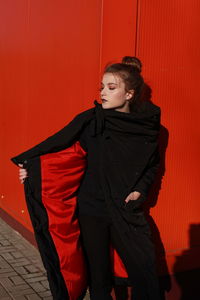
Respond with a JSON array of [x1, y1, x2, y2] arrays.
[[103, 56, 145, 112]]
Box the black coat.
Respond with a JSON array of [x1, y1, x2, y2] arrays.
[[11, 100, 161, 300]]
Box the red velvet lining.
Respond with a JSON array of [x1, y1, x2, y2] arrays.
[[41, 141, 127, 299], [113, 248, 128, 278]]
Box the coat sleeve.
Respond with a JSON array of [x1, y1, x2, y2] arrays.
[[133, 145, 160, 197], [132, 107, 161, 198], [10, 108, 93, 167]]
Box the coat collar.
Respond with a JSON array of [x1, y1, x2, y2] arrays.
[[90, 100, 161, 138]]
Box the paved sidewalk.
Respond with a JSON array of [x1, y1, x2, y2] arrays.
[[0, 217, 90, 300]]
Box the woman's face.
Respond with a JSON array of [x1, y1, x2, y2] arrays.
[[100, 72, 134, 113]]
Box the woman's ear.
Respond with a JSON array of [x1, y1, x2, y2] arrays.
[[126, 89, 134, 100]]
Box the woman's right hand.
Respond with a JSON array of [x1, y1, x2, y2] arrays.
[[18, 163, 28, 184]]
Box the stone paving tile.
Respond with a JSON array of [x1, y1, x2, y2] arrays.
[[0, 282, 11, 298], [0, 217, 52, 299], [38, 290, 53, 298], [0, 217, 90, 300]]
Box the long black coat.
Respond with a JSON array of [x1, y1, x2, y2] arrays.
[[11, 100, 161, 300]]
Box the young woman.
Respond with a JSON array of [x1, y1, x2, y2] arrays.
[[12, 56, 161, 300]]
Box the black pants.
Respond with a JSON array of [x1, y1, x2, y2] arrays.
[[78, 214, 155, 300]]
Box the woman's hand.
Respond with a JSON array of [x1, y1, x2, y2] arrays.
[[124, 191, 141, 204], [18, 164, 28, 184]]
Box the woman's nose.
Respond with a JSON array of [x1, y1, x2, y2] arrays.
[[100, 88, 106, 96]]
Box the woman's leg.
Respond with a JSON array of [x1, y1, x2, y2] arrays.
[[109, 223, 160, 300], [78, 214, 113, 300]]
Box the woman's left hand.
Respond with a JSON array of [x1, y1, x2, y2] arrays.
[[124, 191, 141, 204]]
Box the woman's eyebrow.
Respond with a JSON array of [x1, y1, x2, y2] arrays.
[[101, 82, 117, 85]]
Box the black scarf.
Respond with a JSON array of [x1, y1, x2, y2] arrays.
[[90, 99, 160, 138]]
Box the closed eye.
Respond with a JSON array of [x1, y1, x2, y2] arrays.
[[99, 87, 116, 91]]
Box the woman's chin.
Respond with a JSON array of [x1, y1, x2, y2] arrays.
[[102, 102, 114, 110], [102, 103, 109, 108]]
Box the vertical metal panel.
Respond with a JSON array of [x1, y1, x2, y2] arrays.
[[99, 0, 138, 75], [136, 0, 200, 273]]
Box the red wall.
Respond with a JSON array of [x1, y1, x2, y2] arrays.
[[1, 0, 199, 280]]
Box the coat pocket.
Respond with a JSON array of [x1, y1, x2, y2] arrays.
[[123, 193, 146, 211]]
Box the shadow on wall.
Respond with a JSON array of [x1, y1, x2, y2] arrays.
[[173, 224, 200, 300], [142, 83, 171, 299], [144, 122, 171, 300], [145, 105, 200, 300]]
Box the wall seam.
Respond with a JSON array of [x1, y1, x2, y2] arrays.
[[99, 0, 104, 83], [134, 0, 141, 56]]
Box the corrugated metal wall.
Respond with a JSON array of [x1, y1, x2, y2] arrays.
[[0, 0, 199, 278]]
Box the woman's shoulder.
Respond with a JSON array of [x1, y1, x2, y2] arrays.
[[67, 106, 95, 128], [148, 101, 160, 112], [76, 106, 95, 119], [135, 100, 161, 117]]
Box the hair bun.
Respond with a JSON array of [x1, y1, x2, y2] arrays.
[[122, 56, 142, 73]]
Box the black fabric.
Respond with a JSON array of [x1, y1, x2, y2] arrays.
[[23, 157, 70, 300], [11, 99, 161, 300], [77, 100, 160, 216], [78, 214, 159, 300], [78, 214, 113, 300], [77, 127, 109, 216], [10, 106, 94, 165]]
